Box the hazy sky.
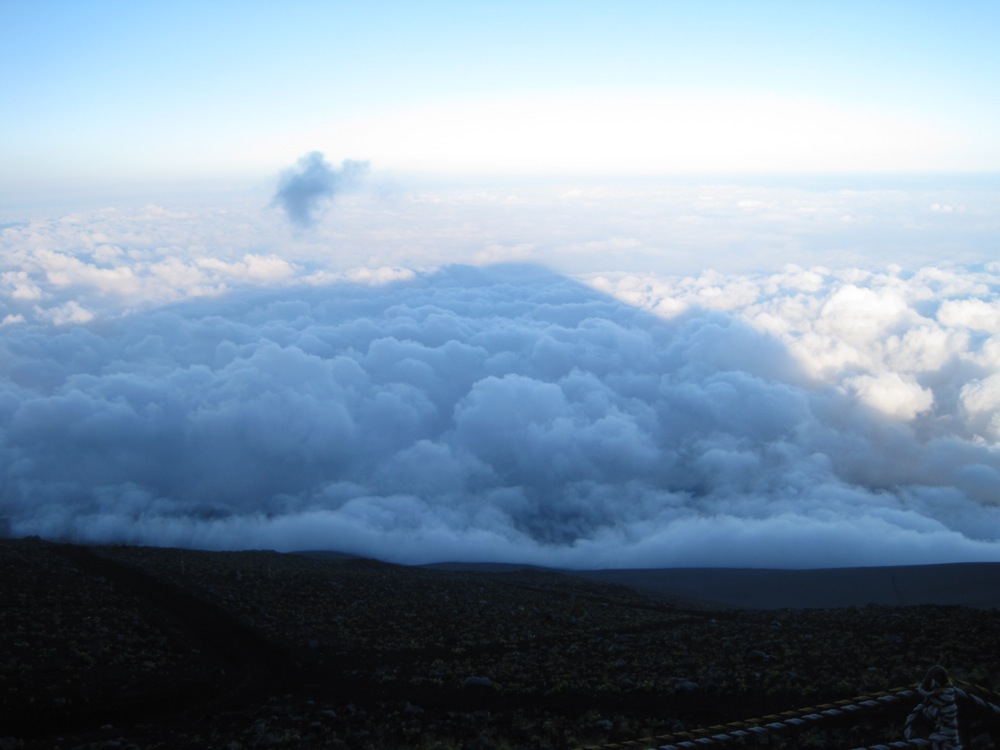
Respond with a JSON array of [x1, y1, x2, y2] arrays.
[[3, 0, 1000, 201], [3, 2, 1000, 568]]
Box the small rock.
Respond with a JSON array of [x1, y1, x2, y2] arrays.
[[463, 675, 494, 689], [673, 679, 700, 694], [594, 719, 614, 731], [969, 731, 994, 749]]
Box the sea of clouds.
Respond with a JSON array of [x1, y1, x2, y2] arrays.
[[2, 176, 1000, 568]]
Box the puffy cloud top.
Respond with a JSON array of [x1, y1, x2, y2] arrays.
[[3, 261, 1000, 568]]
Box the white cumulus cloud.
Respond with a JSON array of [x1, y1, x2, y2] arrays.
[[2, 260, 1000, 568]]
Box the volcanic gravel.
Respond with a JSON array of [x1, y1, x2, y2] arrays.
[[2, 537, 999, 749]]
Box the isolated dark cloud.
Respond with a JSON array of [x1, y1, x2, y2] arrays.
[[2, 263, 1000, 568], [272, 151, 369, 227]]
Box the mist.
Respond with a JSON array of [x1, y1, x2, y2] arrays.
[[3, 256, 1000, 568]]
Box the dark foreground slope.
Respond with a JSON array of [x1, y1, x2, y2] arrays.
[[2, 538, 999, 749]]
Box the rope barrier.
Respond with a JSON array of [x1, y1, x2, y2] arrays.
[[849, 675, 1000, 750], [855, 668, 1000, 750], [900, 666, 962, 750], [582, 667, 1000, 750], [581, 686, 918, 749], [954, 681, 1000, 717]]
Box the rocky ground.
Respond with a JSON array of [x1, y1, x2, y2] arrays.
[[1, 537, 999, 749]]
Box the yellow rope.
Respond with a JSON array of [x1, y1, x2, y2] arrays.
[[582, 671, 1000, 750], [578, 685, 918, 750]]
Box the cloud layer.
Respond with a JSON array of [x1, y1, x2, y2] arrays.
[[4, 257, 1000, 568]]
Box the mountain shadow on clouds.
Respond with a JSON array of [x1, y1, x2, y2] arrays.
[[3, 262, 1000, 568]]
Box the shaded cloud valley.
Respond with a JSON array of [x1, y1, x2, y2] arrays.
[[3, 263, 1000, 568]]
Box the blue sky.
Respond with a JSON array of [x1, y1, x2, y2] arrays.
[[3, 0, 999, 202]]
